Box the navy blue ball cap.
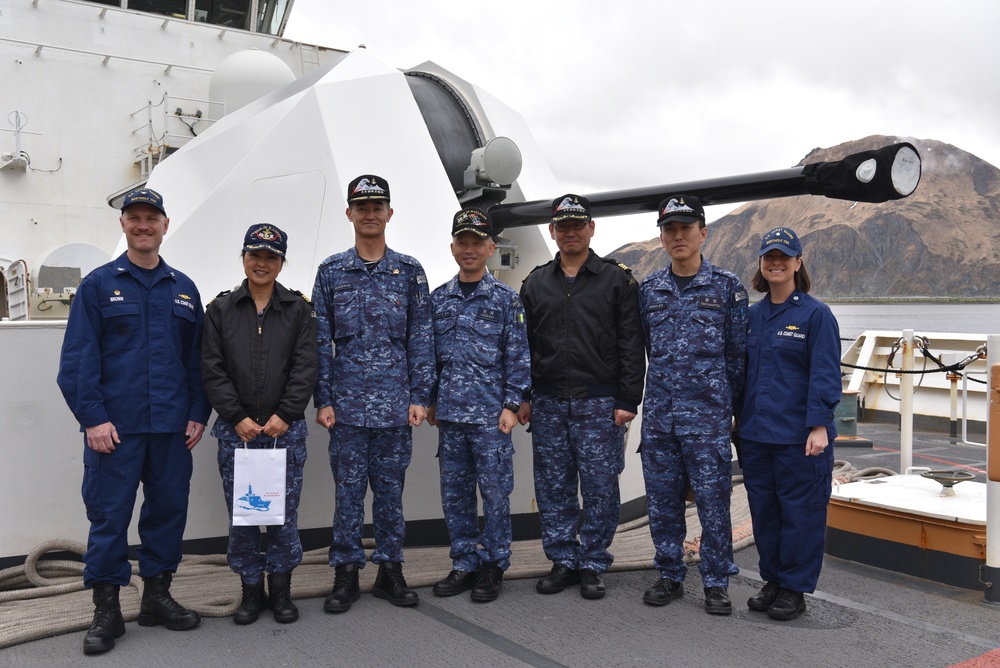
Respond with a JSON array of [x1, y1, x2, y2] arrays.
[[243, 223, 288, 257], [551, 194, 591, 222], [657, 195, 704, 226], [758, 227, 802, 257], [347, 174, 390, 203], [451, 208, 493, 238], [121, 188, 166, 216]]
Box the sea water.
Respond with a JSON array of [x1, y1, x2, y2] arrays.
[[828, 303, 1000, 340]]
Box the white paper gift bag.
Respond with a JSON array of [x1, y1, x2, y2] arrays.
[[232, 440, 286, 526]]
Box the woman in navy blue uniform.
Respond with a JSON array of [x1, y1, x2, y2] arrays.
[[737, 227, 841, 621]]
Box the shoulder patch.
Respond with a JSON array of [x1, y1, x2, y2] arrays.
[[600, 256, 631, 271], [208, 289, 231, 305], [522, 262, 549, 283], [290, 288, 311, 304], [602, 256, 636, 285]]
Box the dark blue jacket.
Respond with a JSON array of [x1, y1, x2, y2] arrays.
[[639, 258, 748, 439], [738, 291, 842, 444], [57, 252, 211, 434], [311, 246, 434, 428], [430, 272, 531, 425]]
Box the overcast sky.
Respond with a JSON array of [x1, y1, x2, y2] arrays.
[[283, 0, 1000, 254]]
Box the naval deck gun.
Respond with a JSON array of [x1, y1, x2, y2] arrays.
[[404, 69, 921, 233], [486, 142, 921, 232]]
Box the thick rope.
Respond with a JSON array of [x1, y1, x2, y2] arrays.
[[833, 459, 896, 483], [1, 485, 753, 649]]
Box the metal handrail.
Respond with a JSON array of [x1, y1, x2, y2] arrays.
[[0, 36, 214, 74]]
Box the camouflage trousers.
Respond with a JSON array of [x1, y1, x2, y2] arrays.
[[530, 394, 626, 573], [217, 434, 306, 584], [640, 427, 737, 587], [328, 423, 412, 568], [438, 421, 514, 572]]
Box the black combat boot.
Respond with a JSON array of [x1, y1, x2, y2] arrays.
[[137, 571, 201, 630], [233, 578, 268, 625], [267, 572, 298, 624], [579, 569, 606, 600], [747, 581, 781, 612], [432, 569, 477, 597], [642, 577, 683, 606], [83, 582, 126, 655], [767, 589, 806, 621], [470, 563, 504, 603], [323, 563, 361, 613], [536, 563, 581, 594], [703, 586, 733, 615], [372, 562, 419, 607]]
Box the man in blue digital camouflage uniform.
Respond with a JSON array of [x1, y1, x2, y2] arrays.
[[312, 174, 434, 612], [57, 188, 212, 655], [638, 195, 748, 615], [518, 194, 646, 600], [427, 208, 530, 602]]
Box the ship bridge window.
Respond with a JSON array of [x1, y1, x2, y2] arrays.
[[128, 0, 188, 19], [80, 0, 289, 35], [256, 0, 289, 35], [194, 0, 252, 31]]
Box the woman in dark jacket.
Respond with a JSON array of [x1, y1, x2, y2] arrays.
[[738, 227, 841, 622], [201, 223, 317, 625]]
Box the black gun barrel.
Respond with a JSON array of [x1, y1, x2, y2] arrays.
[[490, 142, 920, 231]]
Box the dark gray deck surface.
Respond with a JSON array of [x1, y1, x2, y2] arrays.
[[6, 546, 998, 668], [6, 422, 999, 668]]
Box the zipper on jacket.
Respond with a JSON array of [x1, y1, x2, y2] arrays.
[[255, 303, 270, 422]]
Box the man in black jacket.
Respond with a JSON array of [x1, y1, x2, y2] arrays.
[[518, 194, 645, 600]]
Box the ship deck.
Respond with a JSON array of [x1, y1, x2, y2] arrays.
[[5, 421, 999, 668]]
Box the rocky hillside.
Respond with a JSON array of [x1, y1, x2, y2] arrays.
[[611, 136, 1000, 299]]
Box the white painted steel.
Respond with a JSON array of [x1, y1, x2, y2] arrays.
[[830, 474, 986, 525], [986, 335, 1000, 568], [900, 329, 914, 472]]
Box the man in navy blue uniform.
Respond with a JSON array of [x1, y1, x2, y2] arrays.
[[427, 208, 530, 602], [518, 194, 645, 600], [57, 188, 212, 655], [638, 195, 748, 615], [312, 175, 434, 612]]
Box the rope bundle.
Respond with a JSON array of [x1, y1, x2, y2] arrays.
[[1, 485, 754, 649]]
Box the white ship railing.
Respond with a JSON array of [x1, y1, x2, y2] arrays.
[[130, 93, 224, 179], [0, 36, 215, 74]]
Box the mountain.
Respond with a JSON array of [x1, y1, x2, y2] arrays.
[[610, 136, 1000, 299]]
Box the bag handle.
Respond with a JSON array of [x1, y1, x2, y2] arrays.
[[239, 435, 279, 458]]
